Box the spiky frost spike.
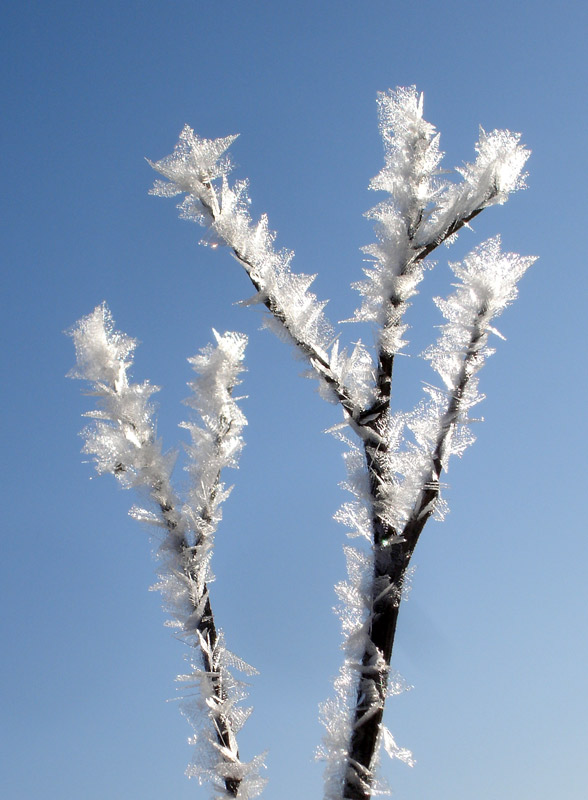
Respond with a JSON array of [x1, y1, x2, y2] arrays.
[[69, 305, 266, 799]]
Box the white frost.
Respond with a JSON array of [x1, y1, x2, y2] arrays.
[[69, 304, 266, 798]]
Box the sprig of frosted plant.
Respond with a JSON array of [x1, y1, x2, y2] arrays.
[[146, 85, 532, 800], [149, 129, 376, 419], [68, 304, 265, 799], [355, 88, 528, 414], [319, 237, 535, 800], [332, 92, 531, 800]]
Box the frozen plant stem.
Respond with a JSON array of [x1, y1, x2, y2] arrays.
[[345, 312, 486, 799], [69, 308, 265, 798], [161, 489, 241, 797], [199, 189, 360, 420], [341, 232, 534, 798]]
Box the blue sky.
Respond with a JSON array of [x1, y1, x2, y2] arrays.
[[2, 1, 587, 798]]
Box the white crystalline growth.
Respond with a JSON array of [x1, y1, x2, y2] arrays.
[[319, 532, 415, 796], [149, 128, 378, 416], [318, 545, 375, 800], [150, 131, 334, 360], [377, 236, 536, 531], [421, 128, 530, 249], [180, 329, 248, 550], [69, 302, 177, 502], [422, 235, 536, 471], [69, 304, 266, 798], [352, 87, 530, 362], [322, 237, 534, 798], [370, 87, 444, 223], [321, 423, 415, 798], [371, 237, 535, 538], [353, 87, 445, 352], [149, 125, 238, 207], [177, 633, 266, 800], [152, 327, 248, 643]]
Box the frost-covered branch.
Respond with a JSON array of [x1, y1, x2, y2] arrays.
[[396, 236, 535, 553], [149, 129, 376, 419], [69, 305, 265, 799], [332, 238, 534, 799], [354, 87, 529, 424]]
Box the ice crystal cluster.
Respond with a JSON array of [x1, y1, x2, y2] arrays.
[[71, 86, 533, 800]]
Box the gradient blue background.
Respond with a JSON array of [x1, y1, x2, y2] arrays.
[[2, 2, 586, 798]]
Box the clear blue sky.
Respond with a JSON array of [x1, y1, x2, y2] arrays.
[[2, 2, 586, 798]]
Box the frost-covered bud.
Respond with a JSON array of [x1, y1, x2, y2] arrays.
[[149, 125, 238, 197], [68, 304, 166, 488], [450, 235, 535, 314], [68, 302, 136, 389], [370, 86, 444, 216], [464, 127, 530, 205]]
